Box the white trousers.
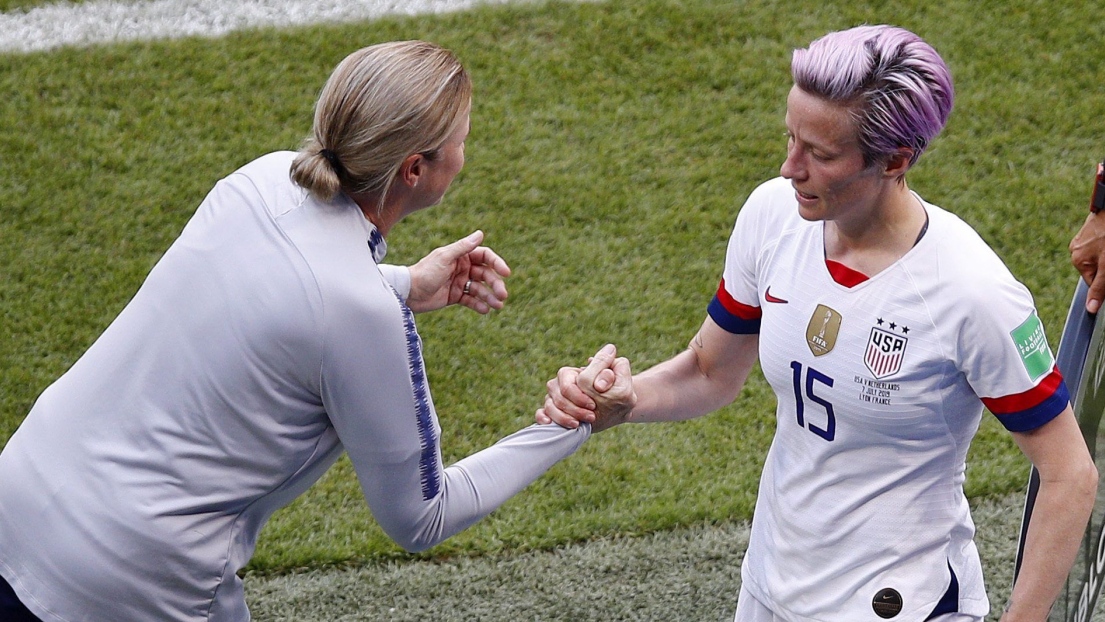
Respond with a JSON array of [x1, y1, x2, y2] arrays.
[[733, 584, 983, 622]]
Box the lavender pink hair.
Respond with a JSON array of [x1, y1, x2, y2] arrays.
[[791, 25, 954, 168]]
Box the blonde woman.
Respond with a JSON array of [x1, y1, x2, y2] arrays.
[[0, 41, 592, 622]]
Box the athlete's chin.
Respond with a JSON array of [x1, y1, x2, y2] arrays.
[[796, 204, 825, 222], [793, 191, 824, 221]]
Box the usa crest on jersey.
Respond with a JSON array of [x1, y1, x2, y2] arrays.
[[865, 326, 907, 379]]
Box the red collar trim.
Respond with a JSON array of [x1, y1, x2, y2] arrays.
[[825, 259, 869, 288]]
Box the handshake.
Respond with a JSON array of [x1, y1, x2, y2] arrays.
[[535, 344, 637, 433]]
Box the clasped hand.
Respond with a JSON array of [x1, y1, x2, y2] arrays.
[[536, 344, 637, 433], [405, 230, 511, 314]]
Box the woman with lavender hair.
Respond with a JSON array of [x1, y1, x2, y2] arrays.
[[539, 25, 1097, 621]]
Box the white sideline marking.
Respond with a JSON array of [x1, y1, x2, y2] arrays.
[[0, 0, 543, 53]]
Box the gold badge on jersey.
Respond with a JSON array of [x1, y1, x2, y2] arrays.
[[806, 304, 842, 357]]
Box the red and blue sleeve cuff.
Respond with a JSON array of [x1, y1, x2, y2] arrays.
[[707, 280, 761, 335], [982, 366, 1070, 433]]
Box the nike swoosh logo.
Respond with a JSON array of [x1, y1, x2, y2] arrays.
[[765, 287, 788, 304]]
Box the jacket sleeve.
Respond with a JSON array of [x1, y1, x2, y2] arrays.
[[319, 275, 589, 551]]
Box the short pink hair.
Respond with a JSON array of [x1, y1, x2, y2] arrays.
[[791, 25, 954, 167]]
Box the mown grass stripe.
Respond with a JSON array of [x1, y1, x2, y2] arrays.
[[0, 0, 554, 52]]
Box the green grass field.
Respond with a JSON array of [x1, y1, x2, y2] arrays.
[[1, 0, 1102, 585]]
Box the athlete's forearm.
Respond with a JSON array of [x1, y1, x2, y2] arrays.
[[1002, 469, 1096, 621], [628, 328, 759, 423], [628, 353, 729, 422], [1004, 410, 1097, 622]]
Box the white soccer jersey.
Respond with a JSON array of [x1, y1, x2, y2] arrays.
[[709, 177, 1068, 622], [0, 152, 590, 622]]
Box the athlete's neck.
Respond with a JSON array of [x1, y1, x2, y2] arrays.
[[823, 180, 927, 278]]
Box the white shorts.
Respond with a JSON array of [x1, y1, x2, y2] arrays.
[[733, 584, 983, 622]]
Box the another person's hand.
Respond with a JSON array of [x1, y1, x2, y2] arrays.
[[406, 230, 511, 314], [536, 344, 636, 433], [1070, 212, 1105, 314]]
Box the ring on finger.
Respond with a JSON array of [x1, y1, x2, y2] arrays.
[[463, 279, 472, 295]]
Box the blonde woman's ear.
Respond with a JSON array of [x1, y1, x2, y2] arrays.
[[399, 153, 425, 187]]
